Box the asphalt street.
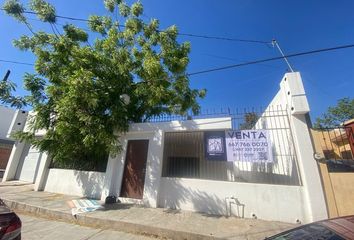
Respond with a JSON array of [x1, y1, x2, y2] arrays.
[[18, 213, 158, 240]]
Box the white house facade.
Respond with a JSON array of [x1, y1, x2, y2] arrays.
[[2, 72, 328, 224]]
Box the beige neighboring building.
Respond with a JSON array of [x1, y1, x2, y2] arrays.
[[312, 118, 354, 218]]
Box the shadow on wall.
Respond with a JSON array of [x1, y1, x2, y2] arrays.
[[14, 144, 31, 180], [246, 159, 300, 185], [157, 178, 244, 217], [73, 170, 106, 199], [140, 139, 161, 207]]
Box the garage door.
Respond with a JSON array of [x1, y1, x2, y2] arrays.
[[16, 146, 42, 183]]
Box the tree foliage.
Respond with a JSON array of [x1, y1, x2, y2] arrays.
[[314, 97, 354, 128], [0, 79, 27, 108], [2, 0, 206, 167], [239, 112, 259, 130]]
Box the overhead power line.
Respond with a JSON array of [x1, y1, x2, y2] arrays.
[[175, 33, 269, 44], [0, 59, 34, 66], [2, 43, 354, 77], [1, 8, 269, 44], [187, 43, 354, 76]]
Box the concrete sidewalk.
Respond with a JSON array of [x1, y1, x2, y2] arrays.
[[0, 181, 294, 240]]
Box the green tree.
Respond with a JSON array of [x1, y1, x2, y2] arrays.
[[2, 0, 206, 168], [239, 112, 259, 130], [314, 97, 354, 128]]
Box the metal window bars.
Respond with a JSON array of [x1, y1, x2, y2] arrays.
[[160, 105, 301, 186]]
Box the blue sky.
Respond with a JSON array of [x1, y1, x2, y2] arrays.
[[1, 0, 354, 121]]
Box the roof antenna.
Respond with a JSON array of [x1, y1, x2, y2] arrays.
[[272, 39, 294, 72]]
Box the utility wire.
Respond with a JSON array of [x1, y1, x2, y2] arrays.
[[202, 53, 284, 70], [187, 43, 354, 76], [177, 33, 269, 44], [2, 43, 354, 77], [0, 59, 34, 66], [1, 8, 269, 44]]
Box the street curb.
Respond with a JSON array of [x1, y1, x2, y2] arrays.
[[2, 198, 221, 240]]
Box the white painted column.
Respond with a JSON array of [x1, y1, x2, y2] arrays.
[[100, 135, 129, 201], [33, 152, 50, 191], [282, 72, 328, 222], [2, 110, 28, 182], [290, 114, 328, 222], [143, 130, 164, 207], [2, 141, 27, 182], [100, 154, 120, 201]]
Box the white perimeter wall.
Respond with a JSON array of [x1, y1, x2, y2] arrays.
[[250, 72, 327, 223], [102, 117, 233, 207], [44, 168, 106, 199], [155, 72, 327, 224], [158, 178, 307, 223]]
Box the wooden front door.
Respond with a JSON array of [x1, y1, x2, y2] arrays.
[[120, 140, 149, 199]]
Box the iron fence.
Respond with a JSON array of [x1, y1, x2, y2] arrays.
[[147, 106, 264, 129], [161, 105, 301, 186]]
